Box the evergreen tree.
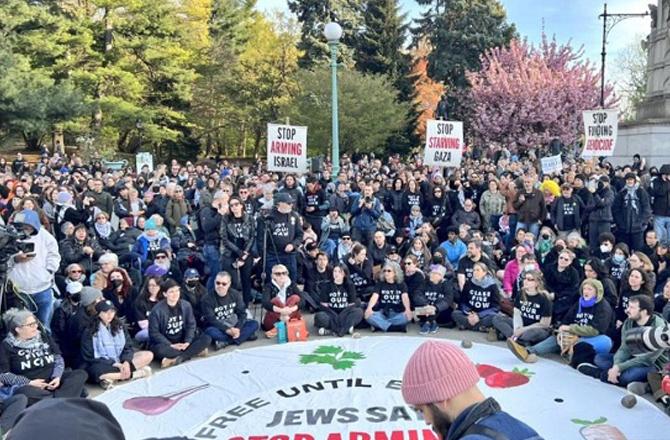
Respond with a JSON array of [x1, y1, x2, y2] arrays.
[[288, 0, 363, 68]]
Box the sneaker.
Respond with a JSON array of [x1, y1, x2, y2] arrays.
[[627, 381, 651, 396], [132, 366, 153, 380], [100, 379, 115, 390], [214, 341, 229, 351], [318, 327, 330, 336], [525, 353, 538, 363], [430, 322, 439, 334], [419, 323, 431, 335], [577, 363, 601, 379], [506, 338, 529, 362], [161, 357, 178, 369], [486, 328, 498, 342]]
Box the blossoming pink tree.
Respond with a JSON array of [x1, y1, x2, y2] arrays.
[[467, 35, 618, 151]]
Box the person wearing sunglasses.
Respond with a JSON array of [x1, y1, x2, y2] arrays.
[[201, 272, 259, 350], [402, 341, 540, 440], [365, 261, 412, 332], [0, 308, 88, 405], [261, 264, 303, 336], [220, 195, 256, 304]]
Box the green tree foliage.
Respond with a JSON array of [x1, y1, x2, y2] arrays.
[[284, 68, 409, 157], [288, 0, 363, 68], [414, 0, 516, 121]]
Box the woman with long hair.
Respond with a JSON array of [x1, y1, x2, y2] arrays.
[[133, 276, 163, 343], [405, 237, 431, 271], [81, 300, 153, 388], [452, 262, 501, 331], [496, 270, 553, 353], [314, 264, 363, 337], [364, 261, 412, 332], [220, 195, 256, 305], [345, 243, 375, 301], [102, 268, 137, 322]]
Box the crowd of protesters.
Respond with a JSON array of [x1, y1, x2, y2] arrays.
[[0, 146, 668, 433]]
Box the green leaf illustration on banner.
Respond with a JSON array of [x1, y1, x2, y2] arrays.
[[300, 345, 366, 370]]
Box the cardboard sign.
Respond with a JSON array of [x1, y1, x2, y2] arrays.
[[582, 109, 618, 157], [423, 119, 463, 167], [136, 152, 154, 174], [541, 154, 563, 175], [267, 123, 307, 173]]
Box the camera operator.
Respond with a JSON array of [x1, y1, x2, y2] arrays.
[[257, 192, 303, 282], [351, 183, 382, 247], [8, 210, 61, 331]]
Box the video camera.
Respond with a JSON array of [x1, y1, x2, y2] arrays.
[[0, 224, 34, 268], [625, 325, 670, 396]]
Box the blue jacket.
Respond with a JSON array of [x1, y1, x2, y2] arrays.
[[448, 398, 542, 440], [439, 239, 467, 268], [350, 194, 382, 232]]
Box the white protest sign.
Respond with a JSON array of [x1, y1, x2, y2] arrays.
[[423, 119, 464, 167], [136, 152, 154, 174], [541, 154, 563, 175], [267, 123, 308, 173], [582, 109, 618, 157]]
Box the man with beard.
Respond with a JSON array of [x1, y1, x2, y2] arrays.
[[402, 341, 541, 440]]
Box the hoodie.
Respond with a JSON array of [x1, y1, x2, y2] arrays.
[[459, 274, 500, 316], [563, 279, 613, 336]]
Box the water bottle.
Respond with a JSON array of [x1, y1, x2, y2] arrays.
[[275, 321, 287, 344]]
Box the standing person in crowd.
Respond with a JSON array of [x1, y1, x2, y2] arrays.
[[612, 173, 652, 252], [261, 264, 303, 336], [8, 210, 61, 330], [498, 270, 553, 357], [220, 195, 255, 304], [84, 178, 114, 218], [80, 300, 153, 389], [414, 265, 455, 334], [577, 295, 667, 392], [257, 193, 303, 282], [513, 175, 546, 237], [351, 184, 382, 246], [651, 164, 670, 244], [303, 175, 329, 238], [479, 178, 505, 233], [314, 264, 363, 337], [586, 176, 615, 253], [402, 341, 541, 440], [165, 186, 190, 234], [451, 199, 481, 231], [452, 262, 501, 332], [201, 272, 259, 350], [199, 190, 226, 291], [148, 279, 211, 368], [550, 183, 583, 237], [365, 261, 412, 332], [0, 309, 88, 404]]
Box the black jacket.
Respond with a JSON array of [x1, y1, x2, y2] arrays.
[[564, 296, 613, 335], [257, 209, 302, 256], [651, 177, 670, 217], [199, 206, 222, 246], [415, 279, 454, 312], [220, 213, 256, 258], [542, 264, 580, 322], [586, 186, 614, 223], [262, 281, 303, 311], [612, 186, 652, 233]]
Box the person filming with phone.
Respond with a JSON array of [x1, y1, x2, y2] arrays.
[[8, 210, 61, 332]]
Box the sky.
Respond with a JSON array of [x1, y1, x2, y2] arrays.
[[255, 0, 650, 75]]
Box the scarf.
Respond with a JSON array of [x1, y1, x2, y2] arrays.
[[272, 280, 289, 305], [624, 184, 640, 213], [578, 296, 597, 314], [92, 322, 126, 363], [5, 332, 46, 350], [95, 222, 112, 239]]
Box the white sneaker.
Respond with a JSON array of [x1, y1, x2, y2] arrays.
[[318, 327, 329, 336]]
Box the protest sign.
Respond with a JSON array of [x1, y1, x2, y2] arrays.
[[267, 123, 308, 173], [541, 154, 563, 175], [136, 152, 154, 174], [582, 109, 618, 157], [423, 120, 463, 167]]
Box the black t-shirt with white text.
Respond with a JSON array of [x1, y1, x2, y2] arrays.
[[319, 281, 357, 311], [514, 293, 553, 326], [374, 281, 408, 313], [0, 333, 61, 380]]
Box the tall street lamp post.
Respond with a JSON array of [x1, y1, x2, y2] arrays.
[[324, 21, 343, 176]]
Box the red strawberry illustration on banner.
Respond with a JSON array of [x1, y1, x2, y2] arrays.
[[572, 417, 627, 440], [476, 364, 533, 388]]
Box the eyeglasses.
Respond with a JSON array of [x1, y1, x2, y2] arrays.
[[383, 269, 393, 273], [70, 270, 83, 274], [215, 281, 230, 286], [20, 321, 38, 328], [272, 271, 288, 276]]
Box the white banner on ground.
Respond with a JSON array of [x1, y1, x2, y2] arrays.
[[541, 154, 563, 175], [267, 123, 308, 173], [423, 119, 463, 167], [135, 152, 154, 174], [582, 109, 618, 157]]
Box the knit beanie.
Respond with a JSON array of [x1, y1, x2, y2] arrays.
[[145, 218, 157, 231], [402, 340, 480, 405]]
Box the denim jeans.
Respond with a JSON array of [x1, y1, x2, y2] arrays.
[[594, 353, 656, 387], [529, 334, 612, 356], [203, 244, 222, 291], [205, 320, 259, 345], [32, 288, 55, 332], [654, 216, 670, 244], [516, 221, 540, 238], [366, 310, 409, 332]]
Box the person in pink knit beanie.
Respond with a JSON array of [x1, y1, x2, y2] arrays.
[[401, 340, 542, 440]]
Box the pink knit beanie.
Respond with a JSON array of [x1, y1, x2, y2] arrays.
[[402, 340, 480, 405]]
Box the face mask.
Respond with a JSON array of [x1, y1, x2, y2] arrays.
[[111, 279, 123, 288], [600, 244, 612, 253], [186, 280, 198, 287], [70, 293, 81, 303], [541, 233, 550, 240], [524, 264, 535, 272], [613, 254, 625, 264]]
